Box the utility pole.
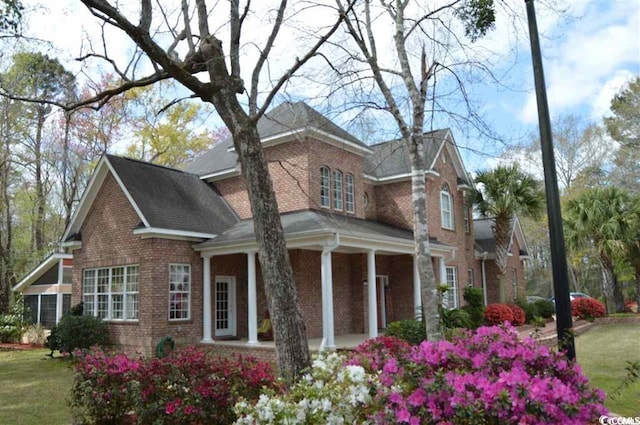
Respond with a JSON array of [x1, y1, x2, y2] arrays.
[[524, 0, 576, 360]]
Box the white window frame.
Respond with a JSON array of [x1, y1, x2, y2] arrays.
[[169, 264, 191, 321], [82, 265, 139, 321], [320, 166, 330, 208], [445, 266, 458, 309], [440, 183, 454, 230], [468, 268, 474, 287], [345, 173, 355, 213], [333, 170, 343, 210]]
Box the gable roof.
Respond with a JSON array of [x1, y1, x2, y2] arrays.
[[184, 102, 371, 178], [63, 155, 238, 242], [13, 253, 72, 292], [474, 216, 529, 257], [364, 129, 472, 185]]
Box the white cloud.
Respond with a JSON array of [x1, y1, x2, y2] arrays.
[[518, 0, 640, 124]]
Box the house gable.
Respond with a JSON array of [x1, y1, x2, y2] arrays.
[[13, 253, 73, 293]]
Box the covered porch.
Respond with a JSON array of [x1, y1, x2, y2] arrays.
[[194, 210, 455, 351]]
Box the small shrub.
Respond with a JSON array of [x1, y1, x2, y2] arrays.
[[385, 320, 426, 345], [236, 352, 374, 424], [70, 346, 277, 425], [462, 287, 485, 328], [506, 303, 526, 326], [70, 347, 142, 425], [516, 299, 538, 323], [48, 314, 109, 354], [484, 303, 514, 325], [440, 308, 472, 329], [0, 295, 28, 342], [534, 299, 555, 318], [349, 335, 411, 372], [572, 298, 606, 321], [23, 324, 46, 345]]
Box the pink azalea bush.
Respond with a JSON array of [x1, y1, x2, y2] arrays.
[[354, 326, 607, 425], [71, 346, 277, 425]]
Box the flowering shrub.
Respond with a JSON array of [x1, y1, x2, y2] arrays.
[[572, 298, 606, 321], [348, 335, 411, 371], [70, 347, 142, 425], [361, 325, 607, 424], [70, 346, 276, 424], [235, 352, 375, 424], [506, 303, 526, 326], [484, 303, 514, 325]]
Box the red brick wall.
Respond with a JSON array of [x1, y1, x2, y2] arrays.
[[213, 138, 367, 219], [71, 174, 203, 354], [482, 237, 527, 305]]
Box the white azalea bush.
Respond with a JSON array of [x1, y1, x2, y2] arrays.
[[234, 352, 377, 424]]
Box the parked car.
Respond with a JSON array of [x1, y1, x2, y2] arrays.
[[551, 292, 592, 304], [526, 295, 547, 303]]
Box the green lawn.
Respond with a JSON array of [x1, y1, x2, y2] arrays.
[[576, 322, 640, 416], [0, 349, 73, 425]]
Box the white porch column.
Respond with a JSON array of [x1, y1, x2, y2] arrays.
[[202, 255, 213, 343], [413, 255, 421, 318], [439, 256, 446, 286], [320, 249, 336, 350], [56, 259, 64, 323], [247, 251, 259, 345], [367, 249, 378, 338]]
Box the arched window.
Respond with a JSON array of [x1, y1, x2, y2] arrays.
[[333, 170, 343, 210], [345, 173, 355, 213], [320, 166, 330, 208], [440, 183, 454, 229]]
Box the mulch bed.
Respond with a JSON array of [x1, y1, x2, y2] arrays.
[[0, 342, 44, 352]]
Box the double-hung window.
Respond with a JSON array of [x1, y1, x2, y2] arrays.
[[333, 170, 343, 210], [444, 266, 458, 309], [169, 264, 191, 320], [440, 183, 454, 230], [83, 265, 139, 321], [320, 166, 330, 208], [345, 173, 355, 213]]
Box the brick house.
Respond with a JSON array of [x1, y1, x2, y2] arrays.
[[54, 101, 527, 354]]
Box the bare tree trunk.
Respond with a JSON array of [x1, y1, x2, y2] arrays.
[[34, 108, 46, 253], [410, 136, 441, 340], [569, 264, 580, 292]]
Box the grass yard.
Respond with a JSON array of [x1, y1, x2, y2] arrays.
[[0, 349, 73, 425], [576, 322, 640, 416]]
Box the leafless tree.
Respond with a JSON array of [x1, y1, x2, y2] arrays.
[[41, 0, 351, 382]]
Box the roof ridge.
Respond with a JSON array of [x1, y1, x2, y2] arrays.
[[107, 154, 198, 176], [369, 128, 450, 147]]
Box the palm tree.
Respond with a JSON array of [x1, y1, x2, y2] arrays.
[[620, 195, 640, 311], [564, 187, 635, 313], [473, 164, 545, 302]]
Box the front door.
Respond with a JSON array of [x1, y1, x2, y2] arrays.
[[214, 276, 236, 337], [377, 275, 389, 328]]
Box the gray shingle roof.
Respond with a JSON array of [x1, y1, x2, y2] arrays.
[[195, 209, 449, 249], [364, 129, 449, 178], [473, 217, 496, 253], [107, 155, 238, 235], [184, 102, 366, 177]]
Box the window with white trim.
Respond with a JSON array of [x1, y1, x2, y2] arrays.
[[345, 173, 355, 213], [444, 266, 458, 309], [512, 268, 518, 301], [333, 170, 343, 210], [440, 183, 454, 230], [169, 264, 191, 320], [320, 166, 330, 208], [83, 265, 139, 321], [468, 268, 474, 287]]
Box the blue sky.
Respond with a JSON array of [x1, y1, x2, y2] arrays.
[[17, 0, 640, 174]]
